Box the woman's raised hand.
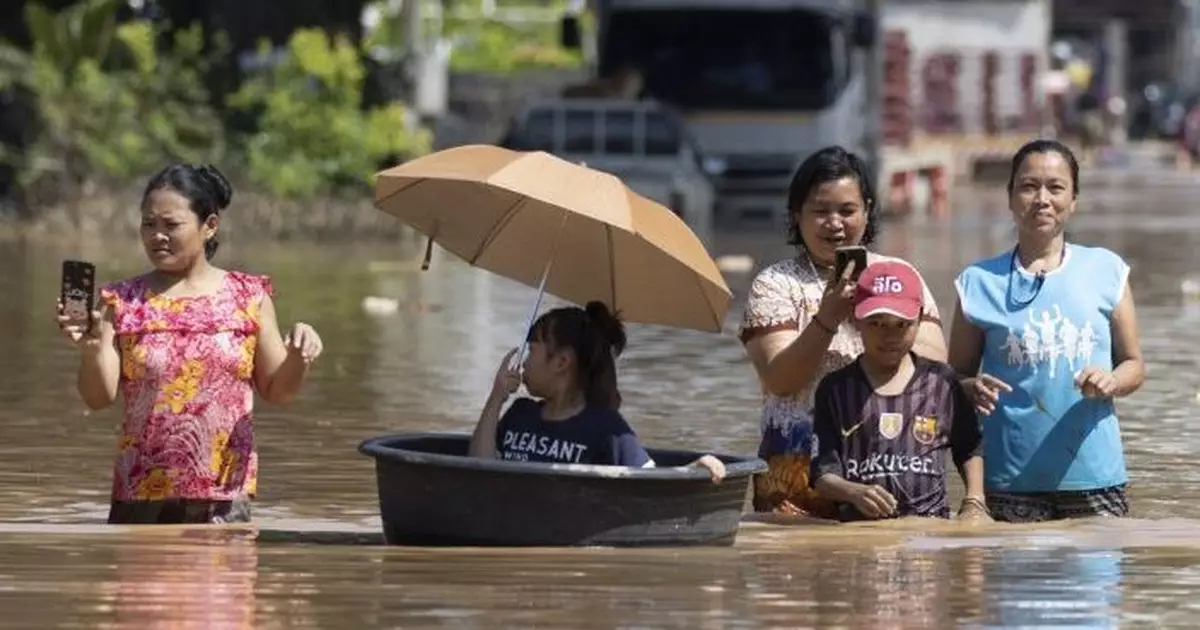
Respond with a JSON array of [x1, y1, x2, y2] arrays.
[[284, 322, 324, 365], [56, 298, 105, 348], [966, 373, 1012, 415], [815, 258, 858, 327]]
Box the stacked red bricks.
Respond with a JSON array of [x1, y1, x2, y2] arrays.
[[921, 52, 962, 134], [982, 51, 1000, 135], [882, 30, 913, 148], [1018, 53, 1039, 131]]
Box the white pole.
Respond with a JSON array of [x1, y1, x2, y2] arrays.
[[512, 212, 570, 371]]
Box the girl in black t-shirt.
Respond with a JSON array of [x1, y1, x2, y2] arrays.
[[469, 301, 725, 480]]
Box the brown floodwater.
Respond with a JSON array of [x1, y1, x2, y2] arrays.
[[5, 175, 1200, 628]]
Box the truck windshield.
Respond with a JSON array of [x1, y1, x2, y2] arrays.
[[600, 9, 841, 111]]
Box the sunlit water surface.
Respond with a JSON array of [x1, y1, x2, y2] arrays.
[[4, 174, 1200, 628]]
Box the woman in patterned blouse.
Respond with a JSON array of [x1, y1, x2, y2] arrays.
[[738, 146, 948, 517], [55, 164, 324, 525]]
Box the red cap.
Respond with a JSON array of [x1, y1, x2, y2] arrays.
[[854, 260, 925, 321]]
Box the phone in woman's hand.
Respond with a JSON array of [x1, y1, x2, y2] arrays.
[[61, 260, 96, 333], [834, 246, 868, 281]]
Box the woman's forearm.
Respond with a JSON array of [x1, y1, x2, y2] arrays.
[[761, 321, 836, 397], [912, 321, 948, 362], [468, 393, 507, 458], [1111, 357, 1145, 398], [263, 354, 310, 406], [77, 344, 119, 410], [1107, 282, 1143, 399]]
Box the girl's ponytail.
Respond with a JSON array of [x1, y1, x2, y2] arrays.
[[582, 301, 625, 410]]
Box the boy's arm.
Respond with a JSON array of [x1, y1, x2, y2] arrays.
[[812, 472, 870, 505], [809, 379, 854, 499], [810, 378, 898, 518], [950, 376, 988, 509], [810, 414, 874, 506]]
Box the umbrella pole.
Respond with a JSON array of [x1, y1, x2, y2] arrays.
[[513, 258, 554, 370], [513, 213, 569, 370]]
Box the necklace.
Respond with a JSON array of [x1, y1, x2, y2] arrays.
[[1008, 243, 1066, 307]]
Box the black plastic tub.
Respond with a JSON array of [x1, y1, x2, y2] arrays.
[[358, 432, 768, 548]]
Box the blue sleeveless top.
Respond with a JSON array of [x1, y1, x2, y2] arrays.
[[954, 244, 1129, 493]]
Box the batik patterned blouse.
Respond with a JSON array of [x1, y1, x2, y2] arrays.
[[100, 271, 272, 502]]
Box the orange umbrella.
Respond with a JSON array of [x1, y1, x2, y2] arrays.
[[374, 144, 731, 333]]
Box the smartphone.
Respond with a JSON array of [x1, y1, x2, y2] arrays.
[[833, 246, 868, 281], [61, 260, 97, 333]]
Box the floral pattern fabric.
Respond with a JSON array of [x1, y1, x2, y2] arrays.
[[738, 253, 941, 513], [101, 271, 272, 503]]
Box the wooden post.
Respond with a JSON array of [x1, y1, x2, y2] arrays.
[[1103, 19, 1129, 147]]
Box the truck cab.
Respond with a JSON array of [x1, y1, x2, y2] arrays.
[[500, 98, 716, 248], [560, 0, 878, 226]]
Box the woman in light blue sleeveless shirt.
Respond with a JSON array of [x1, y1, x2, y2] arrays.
[[947, 139, 1146, 523]]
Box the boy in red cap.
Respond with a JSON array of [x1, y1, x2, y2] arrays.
[[809, 260, 990, 521]]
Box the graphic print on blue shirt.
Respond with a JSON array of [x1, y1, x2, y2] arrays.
[[955, 244, 1129, 493], [495, 398, 653, 467]]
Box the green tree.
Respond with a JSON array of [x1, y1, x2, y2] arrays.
[[363, 0, 586, 74], [446, 18, 583, 73], [0, 0, 225, 207], [228, 28, 431, 199]]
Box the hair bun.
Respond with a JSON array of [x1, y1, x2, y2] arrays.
[[584, 300, 627, 357], [196, 164, 233, 210]]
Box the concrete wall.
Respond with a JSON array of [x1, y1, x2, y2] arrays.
[[883, 0, 1050, 52], [882, 0, 1051, 135]]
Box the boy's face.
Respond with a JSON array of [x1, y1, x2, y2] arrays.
[[858, 312, 919, 366]]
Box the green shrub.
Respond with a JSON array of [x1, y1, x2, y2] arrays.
[[362, 0, 587, 75], [228, 29, 432, 199], [0, 0, 225, 206], [446, 18, 584, 74]]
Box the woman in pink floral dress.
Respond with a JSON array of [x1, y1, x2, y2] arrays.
[[739, 147, 947, 517], [56, 164, 324, 524]]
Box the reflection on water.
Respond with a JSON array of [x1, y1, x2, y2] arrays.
[[0, 521, 1194, 628], [6, 179, 1200, 626]]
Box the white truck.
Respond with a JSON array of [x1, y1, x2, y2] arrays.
[[500, 98, 716, 247], [559, 0, 881, 226]]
